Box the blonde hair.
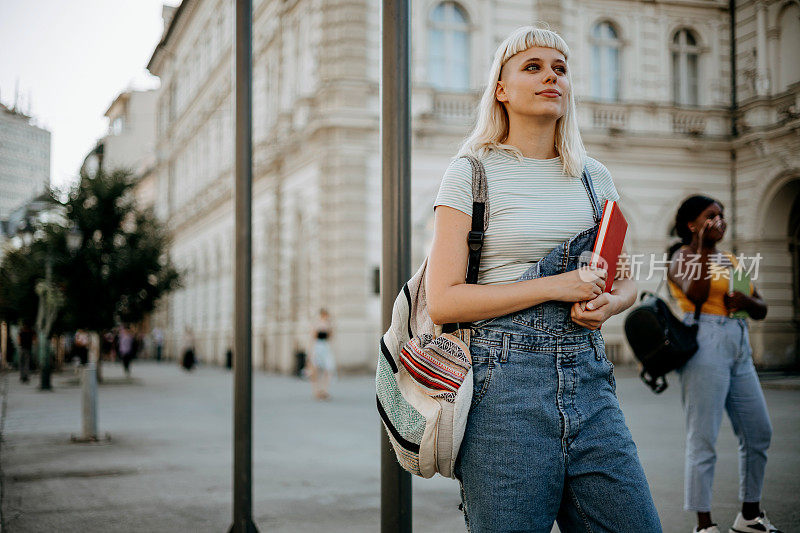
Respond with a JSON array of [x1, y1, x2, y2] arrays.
[[456, 26, 586, 178]]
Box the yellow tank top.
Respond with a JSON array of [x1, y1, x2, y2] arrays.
[[667, 251, 754, 317]]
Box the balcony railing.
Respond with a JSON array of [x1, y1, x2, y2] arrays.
[[581, 100, 730, 138], [431, 91, 478, 122]]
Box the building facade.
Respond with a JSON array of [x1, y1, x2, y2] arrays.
[[82, 89, 160, 210], [146, 0, 800, 370], [0, 103, 50, 222]]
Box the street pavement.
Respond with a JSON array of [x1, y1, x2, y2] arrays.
[[1, 361, 798, 533]]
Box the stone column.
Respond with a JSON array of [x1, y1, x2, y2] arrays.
[[755, 1, 771, 95]]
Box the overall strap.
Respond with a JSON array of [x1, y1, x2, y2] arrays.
[[442, 155, 489, 334], [580, 164, 602, 224]]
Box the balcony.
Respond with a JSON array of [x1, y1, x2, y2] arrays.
[[580, 100, 730, 138], [432, 91, 478, 122], [413, 87, 479, 127]]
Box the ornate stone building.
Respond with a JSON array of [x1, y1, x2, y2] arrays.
[[146, 0, 800, 370]]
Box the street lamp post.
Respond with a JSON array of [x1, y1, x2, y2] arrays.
[[64, 226, 100, 442], [37, 253, 54, 391], [17, 223, 34, 384], [230, 0, 258, 532], [381, 0, 413, 531]]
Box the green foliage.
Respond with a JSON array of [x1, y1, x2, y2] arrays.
[[0, 168, 181, 331], [0, 243, 44, 326]]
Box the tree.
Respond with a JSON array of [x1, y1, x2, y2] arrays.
[[0, 168, 180, 351], [0, 243, 44, 328], [57, 168, 181, 332]]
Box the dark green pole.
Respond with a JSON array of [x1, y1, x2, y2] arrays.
[[380, 0, 412, 531], [230, 0, 258, 531]]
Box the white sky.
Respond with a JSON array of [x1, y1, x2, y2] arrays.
[[0, 0, 180, 191]]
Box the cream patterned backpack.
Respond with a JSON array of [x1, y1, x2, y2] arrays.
[[375, 156, 488, 478]]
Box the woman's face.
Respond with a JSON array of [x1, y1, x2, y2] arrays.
[[689, 202, 726, 242], [495, 46, 570, 122]]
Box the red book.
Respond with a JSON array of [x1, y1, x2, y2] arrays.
[[590, 200, 628, 293]]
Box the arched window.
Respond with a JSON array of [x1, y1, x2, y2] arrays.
[[671, 29, 700, 106], [778, 3, 800, 91], [428, 1, 470, 91], [591, 21, 621, 101]]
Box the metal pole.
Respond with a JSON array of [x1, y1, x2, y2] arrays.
[[1, 321, 6, 371], [72, 332, 100, 442], [39, 256, 53, 390], [230, 0, 258, 531], [729, 0, 738, 255], [81, 362, 98, 439], [381, 0, 412, 531]]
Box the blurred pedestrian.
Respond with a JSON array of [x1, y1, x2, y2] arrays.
[[152, 327, 164, 362], [667, 195, 778, 533], [117, 325, 135, 377], [310, 309, 335, 400], [101, 330, 115, 361], [73, 329, 89, 365], [18, 323, 34, 383], [181, 326, 196, 371]]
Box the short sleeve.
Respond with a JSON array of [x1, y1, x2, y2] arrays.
[[586, 157, 620, 203], [434, 157, 474, 217]]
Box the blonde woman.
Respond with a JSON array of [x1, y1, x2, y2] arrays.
[[427, 27, 661, 531]]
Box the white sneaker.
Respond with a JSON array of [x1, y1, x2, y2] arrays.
[[694, 526, 720, 533], [729, 511, 782, 533]]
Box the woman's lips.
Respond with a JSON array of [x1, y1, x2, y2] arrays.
[[537, 90, 561, 98]]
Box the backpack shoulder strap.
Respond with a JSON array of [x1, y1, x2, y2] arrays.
[[441, 155, 488, 334], [459, 155, 489, 285]]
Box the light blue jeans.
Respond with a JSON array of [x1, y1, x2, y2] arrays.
[[678, 313, 772, 512]]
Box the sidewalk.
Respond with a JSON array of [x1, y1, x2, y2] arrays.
[[1, 361, 798, 532]]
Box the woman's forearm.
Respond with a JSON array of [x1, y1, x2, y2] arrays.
[[428, 277, 556, 325], [684, 248, 712, 304]]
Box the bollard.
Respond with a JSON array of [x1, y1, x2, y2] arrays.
[[81, 362, 98, 440]]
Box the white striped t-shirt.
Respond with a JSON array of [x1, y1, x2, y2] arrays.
[[433, 150, 620, 285]]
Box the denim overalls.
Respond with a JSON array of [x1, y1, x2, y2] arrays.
[[454, 172, 662, 533]]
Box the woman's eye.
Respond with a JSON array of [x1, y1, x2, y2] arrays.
[[555, 66, 567, 73], [525, 64, 539, 71]]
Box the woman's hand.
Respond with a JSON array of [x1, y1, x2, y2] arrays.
[[569, 293, 620, 330], [724, 289, 768, 320], [723, 291, 750, 313], [549, 267, 607, 303], [693, 216, 725, 252]]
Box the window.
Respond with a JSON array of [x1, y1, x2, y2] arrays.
[[110, 116, 124, 136], [590, 21, 621, 101], [428, 2, 470, 91], [671, 29, 700, 106], [778, 3, 800, 91]]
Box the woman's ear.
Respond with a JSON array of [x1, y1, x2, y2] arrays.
[[495, 81, 508, 103]]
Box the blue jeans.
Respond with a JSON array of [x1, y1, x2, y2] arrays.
[[454, 225, 661, 532], [678, 313, 772, 512]]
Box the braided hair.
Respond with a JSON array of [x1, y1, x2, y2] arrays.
[[667, 195, 722, 259]]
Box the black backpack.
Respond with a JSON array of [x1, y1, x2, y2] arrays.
[[623, 284, 702, 393]]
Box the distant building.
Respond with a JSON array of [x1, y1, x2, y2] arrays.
[[146, 0, 800, 370], [81, 89, 160, 210], [0, 102, 50, 221]]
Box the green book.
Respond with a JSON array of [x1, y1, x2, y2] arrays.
[[728, 267, 752, 319]]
